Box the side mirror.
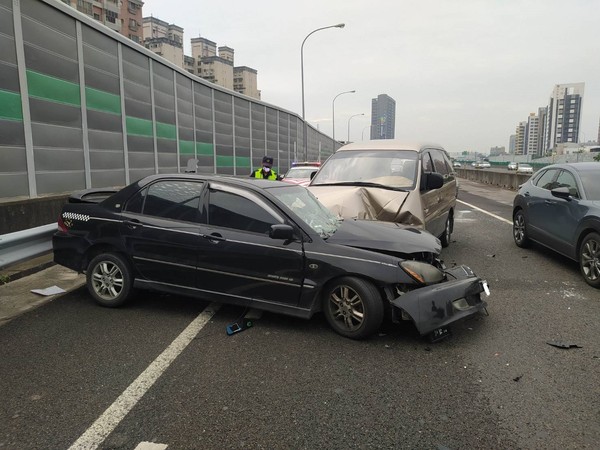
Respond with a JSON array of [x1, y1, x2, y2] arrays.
[[551, 186, 571, 200], [269, 224, 295, 240], [421, 172, 444, 191]]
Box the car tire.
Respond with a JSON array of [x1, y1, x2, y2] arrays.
[[440, 213, 453, 248], [86, 253, 133, 307], [513, 210, 530, 248], [579, 232, 600, 288], [322, 277, 384, 340]]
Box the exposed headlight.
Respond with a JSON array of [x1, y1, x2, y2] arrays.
[[400, 260, 444, 285]]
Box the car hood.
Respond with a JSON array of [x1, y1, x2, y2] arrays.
[[309, 185, 423, 227], [282, 178, 311, 187], [327, 218, 441, 255]]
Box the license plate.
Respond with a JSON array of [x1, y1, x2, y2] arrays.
[[482, 280, 490, 296]]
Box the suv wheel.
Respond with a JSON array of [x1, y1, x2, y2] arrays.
[[579, 232, 600, 288], [513, 210, 530, 248]]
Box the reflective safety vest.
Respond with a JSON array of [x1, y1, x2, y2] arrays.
[[252, 169, 278, 180]]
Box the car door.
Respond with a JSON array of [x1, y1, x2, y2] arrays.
[[538, 169, 584, 258], [120, 179, 204, 289], [420, 149, 451, 238], [195, 182, 305, 308], [525, 168, 560, 242]]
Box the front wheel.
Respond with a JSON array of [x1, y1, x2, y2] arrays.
[[440, 213, 453, 248], [322, 277, 384, 340], [513, 210, 530, 248], [86, 253, 133, 307], [579, 232, 600, 288]]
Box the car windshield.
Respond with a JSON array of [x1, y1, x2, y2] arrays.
[[270, 185, 341, 238], [580, 170, 600, 200], [310, 150, 417, 189], [285, 167, 318, 179]]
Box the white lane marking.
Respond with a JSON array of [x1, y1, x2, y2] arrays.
[[134, 442, 168, 450], [69, 304, 221, 450], [457, 199, 512, 225]]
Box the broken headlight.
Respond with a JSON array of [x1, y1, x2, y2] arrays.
[[400, 260, 444, 285]]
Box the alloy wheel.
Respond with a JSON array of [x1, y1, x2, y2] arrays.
[[91, 260, 124, 301], [581, 237, 600, 283], [328, 285, 365, 331]]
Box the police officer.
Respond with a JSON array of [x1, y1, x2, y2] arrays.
[[250, 156, 280, 180]]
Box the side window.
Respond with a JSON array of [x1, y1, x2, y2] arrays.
[[208, 189, 280, 234], [127, 181, 204, 222], [533, 169, 559, 190], [421, 152, 434, 173], [430, 150, 450, 176], [555, 170, 580, 198]]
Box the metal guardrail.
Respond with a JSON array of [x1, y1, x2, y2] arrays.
[[0, 224, 56, 269]]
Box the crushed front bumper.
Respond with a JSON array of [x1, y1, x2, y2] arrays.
[[391, 265, 489, 336]]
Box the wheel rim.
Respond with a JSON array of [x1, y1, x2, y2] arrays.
[[328, 285, 364, 331], [91, 261, 124, 300], [514, 213, 525, 243], [581, 238, 600, 282]]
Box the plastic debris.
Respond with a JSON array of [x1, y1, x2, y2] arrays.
[[546, 340, 582, 349], [30, 285, 66, 296]]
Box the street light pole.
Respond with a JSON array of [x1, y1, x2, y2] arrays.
[[332, 89, 355, 147], [301, 23, 345, 160], [347, 113, 364, 143], [361, 124, 372, 141]]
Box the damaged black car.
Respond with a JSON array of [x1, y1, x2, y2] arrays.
[[53, 174, 489, 340]]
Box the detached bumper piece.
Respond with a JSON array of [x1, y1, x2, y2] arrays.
[[392, 265, 489, 336]]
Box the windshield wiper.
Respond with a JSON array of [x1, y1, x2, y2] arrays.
[[312, 181, 408, 192]]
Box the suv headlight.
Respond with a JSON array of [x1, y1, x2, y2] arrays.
[[400, 260, 444, 285]]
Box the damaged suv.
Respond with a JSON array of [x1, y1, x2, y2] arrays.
[[309, 140, 458, 247], [53, 175, 488, 340]]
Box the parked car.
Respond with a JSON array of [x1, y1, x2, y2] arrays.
[[308, 140, 458, 247], [513, 162, 600, 288], [452, 161, 462, 168], [281, 163, 320, 187], [516, 163, 533, 174], [507, 162, 518, 171], [53, 174, 489, 340], [472, 161, 490, 169]]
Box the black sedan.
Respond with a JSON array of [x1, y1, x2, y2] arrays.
[[53, 174, 489, 340], [513, 162, 600, 288]]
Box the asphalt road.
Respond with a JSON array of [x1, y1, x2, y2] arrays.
[[0, 180, 598, 449]]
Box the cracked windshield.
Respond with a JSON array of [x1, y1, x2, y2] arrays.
[[272, 186, 341, 238]]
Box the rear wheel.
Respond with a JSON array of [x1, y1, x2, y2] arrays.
[[579, 232, 600, 288], [513, 210, 530, 248], [322, 277, 384, 340], [86, 253, 133, 307]]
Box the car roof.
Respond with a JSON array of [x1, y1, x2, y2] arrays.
[[335, 139, 445, 152], [542, 162, 600, 173]]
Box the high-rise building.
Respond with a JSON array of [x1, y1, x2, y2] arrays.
[[526, 112, 540, 156], [543, 82, 585, 154], [61, 0, 143, 43], [143, 17, 184, 68], [234, 66, 261, 99], [370, 94, 396, 140], [509, 134, 516, 154], [515, 121, 527, 155]]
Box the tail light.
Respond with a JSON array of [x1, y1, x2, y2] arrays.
[[57, 214, 68, 232]]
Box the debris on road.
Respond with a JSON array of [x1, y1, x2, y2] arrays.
[[546, 340, 582, 349], [30, 285, 66, 296]]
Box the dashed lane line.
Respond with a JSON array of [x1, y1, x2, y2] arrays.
[[457, 199, 513, 225], [68, 303, 221, 450]]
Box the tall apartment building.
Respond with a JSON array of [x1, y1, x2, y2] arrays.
[[191, 37, 260, 98], [509, 134, 516, 154], [515, 121, 527, 155], [543, 82, 585, 153], [61, 0, 143, 42], [525, 112, 541, 156], [370, 94, 396, 140], [143, 17, 184, 68]]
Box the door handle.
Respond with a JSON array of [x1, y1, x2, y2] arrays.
[[123, 219, 142, 229], [203, 232, 225, 244], [544, 200, 556, 205]]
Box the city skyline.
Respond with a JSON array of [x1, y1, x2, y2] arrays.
[[139, 1, 599, 154]]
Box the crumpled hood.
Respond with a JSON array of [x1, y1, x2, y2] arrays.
[[309, 185, 423, 227], [327, 218, 441, 255]]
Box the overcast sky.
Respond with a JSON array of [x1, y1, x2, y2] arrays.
[[142, 0, 600, 154]]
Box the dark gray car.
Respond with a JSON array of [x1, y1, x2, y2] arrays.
[[512, 162, 600, 288]]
